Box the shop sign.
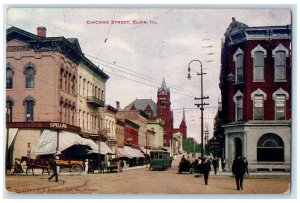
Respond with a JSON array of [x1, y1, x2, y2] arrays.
[[50, 122, 67, 129]]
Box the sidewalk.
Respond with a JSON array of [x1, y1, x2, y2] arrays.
[[199, 171, 290, 179]]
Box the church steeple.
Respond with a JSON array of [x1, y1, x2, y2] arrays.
[[179, 108, 187, 139], [159, 77, 170, 92], [182, 108, 186, 123], [180, 108, 187, 128]]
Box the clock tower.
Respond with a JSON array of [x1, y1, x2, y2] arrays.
[[157, 78, 173, 147]]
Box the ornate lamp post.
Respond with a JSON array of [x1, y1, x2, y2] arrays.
[[187, 60, 209, 160]]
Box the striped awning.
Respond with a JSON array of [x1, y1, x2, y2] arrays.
[[124, 146, 145, 158], [140, 146, 150, 155], [116, 147, 132, 159]]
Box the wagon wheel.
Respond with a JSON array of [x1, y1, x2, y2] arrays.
[[70, 164, 83, 175]]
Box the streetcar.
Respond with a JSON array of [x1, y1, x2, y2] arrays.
[[149, 150, 172, 170]]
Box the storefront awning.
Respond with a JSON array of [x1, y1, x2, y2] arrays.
[[87, 141, 114, 155], [33, 130, 100, 155], [140, 146, 150, 155], [124, 146, 145, 158], [8, 128, 18, 148], [116, 147, 132, 159]]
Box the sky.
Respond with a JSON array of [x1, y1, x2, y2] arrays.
[[6, 7, 291, 143]]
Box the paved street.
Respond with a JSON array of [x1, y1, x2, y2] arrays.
[[5, 159, 290, 195]]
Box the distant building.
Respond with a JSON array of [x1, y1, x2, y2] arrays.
[[173, 108, 187, 140], [115, 119, 125, 147], [147, 118, 164, 148], [219, 18, 291, 172], [123, 78, 187, 154]]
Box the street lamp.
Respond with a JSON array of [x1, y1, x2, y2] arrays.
[[187, 60, 209, 160]]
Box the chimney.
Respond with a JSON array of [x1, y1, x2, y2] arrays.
[[116, 101, 121, 111], [37, 26, 47, 37]]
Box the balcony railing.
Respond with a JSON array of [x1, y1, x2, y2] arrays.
[[87, 96, 105, 107]]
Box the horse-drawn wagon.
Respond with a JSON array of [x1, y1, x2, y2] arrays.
[[55, 159, 84, 175], [18, 156, 84, 175]]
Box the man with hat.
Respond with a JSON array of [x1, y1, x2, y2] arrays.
[[48, 155, 58, 182]]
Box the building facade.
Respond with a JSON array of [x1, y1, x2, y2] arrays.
[[115, 119, 125, 147], [146, 118, 164, 148], [6, 26, 109, 167], [219, 18, 291, 172]]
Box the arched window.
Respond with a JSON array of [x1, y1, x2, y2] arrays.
[[23, 96, 35, 122], [272, 44, 289, 82], [252, 44, 267, 82], [251, 89, 267, 120], [273, 88, 289, 120], [233, 48, 244, 83], [64, 72, 68, 91], [233, 90, 244, 121], [60, 69, 64, 90], [6, 67, 14, 89], [25, 67, 35, 88], [6, 98, 14, 122], [257, 133, 284, 162]]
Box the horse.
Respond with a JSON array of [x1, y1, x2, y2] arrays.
[[20, 156, 50, 175]]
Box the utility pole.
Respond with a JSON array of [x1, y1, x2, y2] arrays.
[[187, 60, 209, 160], [204, 128, 209, 155]]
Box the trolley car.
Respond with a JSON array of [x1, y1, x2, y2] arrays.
[[149, 150, 172, 170]]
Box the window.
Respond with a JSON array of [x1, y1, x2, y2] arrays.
[[236, 96, 243, 121], [25, 67, 35, 88], [236, 55, 243, 83], [272, 44, 289, 82], [275, 95, 286, 120], [59, 69, 64, 90], [254, 95, 264, 120], [71, 76, 75, 95], [83, 79, 86, 97], [274, 51, 286, 81], [253, 51, 264, 81], [6, 68, 13, 89], [257, 133, 284, 162], [6, 100, 13, 122], [234, 48, 244, 83], [234, 90, 244, 122], [64, 73, 68, 91], [25, 100, 34, 121], [79, 76, 82, 96], [252, 44, 266, 82]]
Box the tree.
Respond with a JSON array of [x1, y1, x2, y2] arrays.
[[182, 138, 201, 154]]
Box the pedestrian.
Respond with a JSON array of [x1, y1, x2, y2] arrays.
[[222, 158, 226, 172], [181, 155, 186, 162], [48, 155, 58, 182], [212, 156, 219, 174], [232, 156, 246, 190], [100, 161, 105, 174], [27, 143, 31, 159], [244, 157, 249, 175], [120, 160, 124, 172], [13, 158, 23, 173], [203, 157, 211, 185], [84, 159, 88, 174], [88, 159, 94, 174]]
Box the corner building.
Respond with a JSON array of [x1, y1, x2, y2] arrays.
[[219, 18, 291, 172], [6, 26, 110, 166]]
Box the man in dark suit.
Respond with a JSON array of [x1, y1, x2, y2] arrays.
[[203, 157, 211, 185], [48, 156, 58, 182], [232, 156, 246, 190]]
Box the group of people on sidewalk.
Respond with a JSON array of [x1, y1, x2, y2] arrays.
[[194, 155, 248, 191]]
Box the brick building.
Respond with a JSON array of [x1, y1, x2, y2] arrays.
[[219, 18, 291, 172], [6, 26, 110, 167]]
